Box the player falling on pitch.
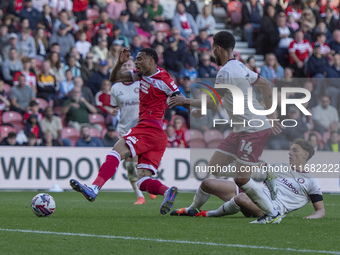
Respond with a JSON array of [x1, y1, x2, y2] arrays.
[[110, 56, 157, 205], [169, 31, 283, 223], [171, 139, 325, 221], [70, 48, 180, 214]]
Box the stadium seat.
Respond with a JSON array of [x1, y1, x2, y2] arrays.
[[3, 84, 11, 93], [1, 111, 24, 132], [86, 8, 100, 21], [61, 127, 80, 146], [35, 98, 48, 110], [91, 127, 101, 139], [184, 129, 203, 143], [101, 128, 107, 139], [189, 139, 206, 148], [89, 113, 106, 129], [155, 22, 171, 32], [0, 125, 17, 138], [203, 129, 223, 144]]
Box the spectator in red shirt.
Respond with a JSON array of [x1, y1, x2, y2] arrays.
[[93, 9, 114, 37], [288, 30, 312, 77], [285, 0, 303, 22], [173, 117, 187, 147], [23, 100, 43, 122], [72, 0, 88, 22], [166, 125, 185, 148], [24, 114, 43, 139], [95, 79, 115, 115]]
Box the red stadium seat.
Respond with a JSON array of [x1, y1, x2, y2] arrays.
[[91, 127, 101, 139], [0, 125, 17, 138], [189, 139, 206, 148], [89, 113, 106, 128], [184, 129, 203, 143], [35, 98, 48, 110], [1, 111, 24, 132], [203, 129, 223, 144], [86, 8, 100, 21], [139, 34, 150, 44], [155, 22, 171, 32], [61, 127, 80, 146]]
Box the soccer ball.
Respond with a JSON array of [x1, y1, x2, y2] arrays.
[[31, 193, 56, 217]]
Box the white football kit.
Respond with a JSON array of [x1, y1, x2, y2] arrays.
[[110, 81, 140, 137], [263, 163, 323, 216], [215, 59, 271, 133]]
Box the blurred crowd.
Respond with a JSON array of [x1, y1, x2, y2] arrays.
[[0, 0, 339, 152]]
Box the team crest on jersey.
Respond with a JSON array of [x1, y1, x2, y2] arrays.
[[297, 178, 305, 184], [134, 87, 139, 93]]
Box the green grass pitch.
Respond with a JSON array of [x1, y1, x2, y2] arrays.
[[0, 191, 339, 255]]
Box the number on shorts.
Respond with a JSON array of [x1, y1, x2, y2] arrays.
[[240, 140, 253, 154]]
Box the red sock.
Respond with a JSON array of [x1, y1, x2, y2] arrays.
[[139, 178, 168, 196], [92, 151, 120, 188]]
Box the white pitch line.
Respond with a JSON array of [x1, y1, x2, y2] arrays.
[[0, 228, 339, 254]]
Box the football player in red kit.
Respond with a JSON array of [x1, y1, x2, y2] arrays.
[[70, 48, 180, 215]]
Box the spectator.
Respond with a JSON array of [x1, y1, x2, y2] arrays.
[[323, 131, 340, 152], [276, 67, 299, 89], [40, 4, 56, 34], [155, 44, 165, 67], [72, 0, 88, 22], [63, 55, 81, 77], [0, 25, 9, 52], [102, 125, 119, 147], [163, 36, 187, 77], [23, 100, 43, 122], [49, 0, 73, 17], [127, 0, 155, 36], [13, 57, 36, 92], [75, 31, 92, 60], [111, 24, 129, 48], [74, 76, 95, 106], [281, 106, 309, 142], [75, 125, 104, 147], [36, 60, 58, 103], [86, 60, 110, 95], [288, 30, 312, 77], [186, 40, 200, 68], [260, 53, 284, 84], [312, 95, 339, 134], [92, 24, 113, 47], [40, 129, 61, 146], [300, 22, 313, 43], [313, 21, 332, 44], [18, 28, 36, 59], [91, 39, 109, 63], [179, 0, 199, 20], [196, 5, 216, 36], [49, 23, 75, 58], [2, 33, 23, 60], [2, 48, 23, 85], [256, 4, 278, 55], [319, 0, 339, 19], [300, 8, 316, 32], [93, 10, 114, 37], [308, 133, 322, 151], [107, 0, 127, 21], [40, 106, 66, 146], [146, 0, 165, 22], [170, 27, 188, 52], [173, 117, 187, 145], [151, 31, 168, 49], [178, 76, 192, 99], [24, 114, 43, 139], [48, 51, 65, 84], [34, 27, 49, 61], [81, 52, 98, 84], [61, 86, 98, 131], [198, 52, 218, 78], [300, 80, 318, 109], [265, 0, 283, 14], [196, 29, 211, 52], [53, 9, 79, 36], [324, 7, 338, 33], [305, 0, 319, 21], [115, 10, 138, 44], [0, 132, 18, 146], [166, 124, 185, 148], [242, 0, 263, 48], [2, 14, 18, 34], [329, 30, 340, 54], [307, 42, 329, 94], [23, 132, 39, 146], [172, 2, 198, 39], [0, 80, 10, 114], [285, 0, 303, 22], [286, 14, 299, 32], [245, 56, 258, 73], [95, 79, 114, 115], [59, 69, 74, 100], [178, 55, 198, 83], [130, 35, 143, 60], [312, 33, 330, 58], [325, 53, 340, 108], [19, 0, 42, 30]]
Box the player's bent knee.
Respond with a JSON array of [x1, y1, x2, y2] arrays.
[[234, 193, 248, 207], [234, 177, 249, 187], [201, 179, 214, 192]]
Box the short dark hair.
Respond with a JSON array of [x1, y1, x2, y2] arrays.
[[7, 132, 17, 139], [139, 48, 158, 64], [213, 31, 235, 51], [293, 139, 315, 161]]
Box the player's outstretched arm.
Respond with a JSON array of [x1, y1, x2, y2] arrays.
[[253, 77, 282, 135], [304, 201, 325, 219], [168, 94, 217, 109], [109, 48, 133, 84]]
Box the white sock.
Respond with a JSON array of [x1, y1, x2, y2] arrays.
[[207, 197, 240, 217], [250, 167, 267, 182], [240, 179, 277, 216], [126, 161, 144, 198], [89, 185, 100, 195], [185, 187, 210, 213]]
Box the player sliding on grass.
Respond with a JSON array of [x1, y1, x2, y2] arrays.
[[70, 48, 180, 214], [110, 57, 156, 205], [171, 139, 325, 221], [169, 31, 283, 224]]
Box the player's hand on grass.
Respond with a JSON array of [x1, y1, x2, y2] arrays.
[[168, 94, 187, 108], [119, 48, 130, 64]]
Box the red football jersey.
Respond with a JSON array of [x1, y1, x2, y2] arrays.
[[130, 67, 179, 122], [288, 39, 312, 64]]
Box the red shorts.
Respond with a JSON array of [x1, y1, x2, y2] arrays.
[[217, 128, 271, 165], [123, 120, 167, 175]]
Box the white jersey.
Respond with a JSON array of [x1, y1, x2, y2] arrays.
[[215, 59, 271, 133], [263, 163, 323, 216], [110, 81, 140, 136]]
